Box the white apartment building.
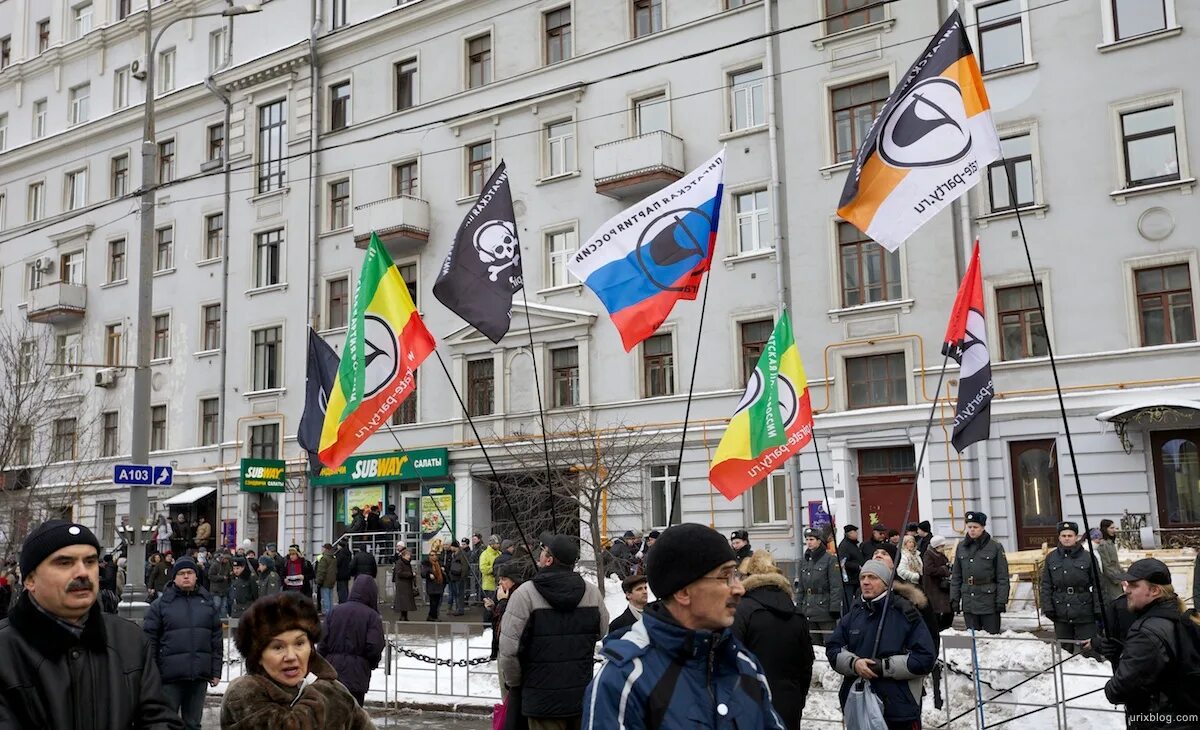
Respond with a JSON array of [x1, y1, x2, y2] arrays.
[[0, 0, 1196, 568]]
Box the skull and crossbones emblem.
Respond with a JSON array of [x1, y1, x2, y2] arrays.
[[473, 220, 520, 282]]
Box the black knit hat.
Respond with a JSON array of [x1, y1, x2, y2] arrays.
[[646, 523, 736, 600], [20, 519, 101, 578], [918, 521, 932, 532], [545, 535, 579, 566]]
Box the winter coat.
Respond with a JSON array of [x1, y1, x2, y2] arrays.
[[420, 553, 446, 596], [893, 580, 941, 656], [732, 573, 814, 730], [920, 546, 952, 615], [837, 537, 864, 587], [897, 548, 923, 585], [916, 533, 932, 557], [194, 521, 212, 546], [492, 551, 514, 582], [142, 582, 223, 683], [1104, 599, 1200, 728], [99, 562, 119, 592], [148, 561, 169, 595], [1039, 543, 1101, 624], [350, 550, 377, 579], [607, 605, 640, 635], [315, 550, 337, 589], [0, 592, 183, 730], [608, 541, 634, 578], [220, 652, 376, 730], [282, 557, 312, 593], [349, 514, 366, 532], [860, 537, 896, 563], [318, 575, 385, 699], [733, 542, 753, 564], [446, 550, 470, 582], [1092, 538, 1124, 603], [209, 558, 232, 596], [366, 512, 382, 532], [335, 546, 353, 582], [826, 589, 936, 724], [583, 602, 786, 730], [796, 544, 843, 621], [950, 531, 1010, 615], [499, 565, 608, 718], [391, 556, 417, 612], [479, 546, 501, 591], [256, 569, 281, 597], [228, 572, 259, 618]]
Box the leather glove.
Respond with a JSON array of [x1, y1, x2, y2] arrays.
[[950, 599, 961, 614], [1094, 636, 1123, 664]]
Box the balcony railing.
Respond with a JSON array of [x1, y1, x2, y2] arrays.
[[593, 130, 685, 199], [27, 281, 87, 324], [353, 194, 431, 255]]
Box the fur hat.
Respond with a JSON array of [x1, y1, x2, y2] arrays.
[[739, 549, 782, 578], [235, 592, 321, 672]]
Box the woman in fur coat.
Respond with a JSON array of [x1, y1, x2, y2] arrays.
[[221, 592, 375, 729]]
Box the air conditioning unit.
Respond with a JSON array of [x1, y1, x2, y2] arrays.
[[35, 255, 55, 272], [130, 56, 148, 81], [94, 368, 118, 388]]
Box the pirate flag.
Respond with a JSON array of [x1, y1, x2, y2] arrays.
[[297, 326, 340, 474], [942, 241, 993, 452], [433, 161, 524, 343]]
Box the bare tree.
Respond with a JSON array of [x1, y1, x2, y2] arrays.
[[490, 413, 674, 596]]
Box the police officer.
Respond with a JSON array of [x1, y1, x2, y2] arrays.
[[730, 529, 754, 563], [1039, 521, 1101, 654], [797, 528, 842, 645], [950, 511, 1009, 634]]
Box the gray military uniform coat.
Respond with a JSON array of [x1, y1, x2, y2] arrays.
[[797, 545, 843, 622], [950, 531, 1010, 615], [1039, 543, 1101, 623]]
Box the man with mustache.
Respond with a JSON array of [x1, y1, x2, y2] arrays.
[[0, 519, 182, 728]]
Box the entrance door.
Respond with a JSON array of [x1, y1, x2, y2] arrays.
[[857, 447, 918, 531], [1151, 429, 1200, 528], [256, 493, 279, 553], [1009, 439, 1063, 550]]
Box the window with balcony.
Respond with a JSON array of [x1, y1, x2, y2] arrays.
[[643, 333, 674, 397], [545, 227, 577, 289], [204, 212, 223, 260], [52, 418, 77, 461], [1120, 104, 1180, 187], [1113, 0, 1167, 40], [467, 34, 492, 88], [114, 66, 131, 110], [730, 66, 765, 131], [54, 332, 81, 376], [467, 358, 494, 416], [986, 133, 1036, 212], [838, 221, 901, 307], [37, 20, 50, 54], [202, 304, 222, 351], [552, 346, 579, 407], [326, 276, 349, 330], [258, 100, 287, 193], [33, 99, 47, 139], [734, 188, 770, 254], [111, 154, 129, 197], [155, 226, 174, 271], [1135, 263, 1195, 346], [108, 238, 126, 283], [152, 313, 171, 360], [329, 81, 351, 131], [69, 84, 90, 125], [545, 7, 572, 64], [150, 405, 167, 451], [249, 423, 280, 460], [824, 0, 883, 34], [648, 464, 680, 528], [739, 319, 772, 383], [394, 160, 419, 197], [158, 48, 175, 94], [634, 92, 669, 135], [73, 3, 93, 39], [255, 229, 283, 288], [395, 59, 417, 111], [846, 352, 907, 409], [199, 398, 219, 446], [544, 120, 576, 178], [467, 141, 493, 197], [997, 283, 1048, 360], [329, 179, 350, 230], [207, 123, 225, 162], [28, 181, 45, 222], [60, 249, 84, 285], [633, 0, 663, 37], [750, 473, 788, 524], [832, 76, 889, 163], [252, 326, 283, 391], [158, 139, 175, 183], [104, 323, 123, 366], [65, 169, 87, 211], [102, 412, 119, 457]]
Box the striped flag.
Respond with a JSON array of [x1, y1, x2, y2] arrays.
[[837, 9, 1000, 251], [709, 312, 814, 500], [319, 233, 436, 468]]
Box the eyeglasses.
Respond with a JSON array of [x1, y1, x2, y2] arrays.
[[698, 570, 744, 587]]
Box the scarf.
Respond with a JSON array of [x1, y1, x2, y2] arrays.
[[430, 552, 444, 584]]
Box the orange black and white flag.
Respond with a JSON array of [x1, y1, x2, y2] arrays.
[[837, 10, 1000, 251]]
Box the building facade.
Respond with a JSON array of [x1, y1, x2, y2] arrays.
[[0, 0, 1196, 566]]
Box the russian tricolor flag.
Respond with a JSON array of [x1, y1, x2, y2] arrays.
[[569, 148, 725, 351]]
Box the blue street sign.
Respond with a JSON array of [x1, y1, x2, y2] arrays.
[[154, 466, 173, 486], [113, 464, 173, 486]]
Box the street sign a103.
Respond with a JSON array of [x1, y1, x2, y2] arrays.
[[113, 464, 173, 486]]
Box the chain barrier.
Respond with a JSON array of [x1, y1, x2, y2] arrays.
[[388, 640, 494, 668]]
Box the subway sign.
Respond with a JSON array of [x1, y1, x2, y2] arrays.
[[311, 447, 449, 487], [240, 458, 287, 493]]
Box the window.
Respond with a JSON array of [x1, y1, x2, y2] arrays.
[[0, 192, 6, 229], [258, 100, 287, 193], [204, 213, 223, 260], [1113, 0, 1167, 40], [329, 179, 350, 230], [200, 398, 220, 446], [117, 0, 132, 20], [397, 261, 418, 307], [202, 304, 222, 351], [633, 0, 663, 37], [155, 226, 173, 271], [838, 221, 901, 306], [1135, 264, 1195, 346], [977, 0, 1024, 73], [832, 77, 890, 163], [634, 93, 669, 135], [546, 228, 577, 288], [326, 276, 349, 330], [28, 182, 45, 222], [105, 323, 123, 366], [207, 123, 225, 162], [467, 141, 493, 196], [987, 133, 1035, 212], [0, 113, 7, 150], [649, 464, 680, 528], [997, 283, 1048, 360], [66, 169, 87, 211], [727, 0, 754, 6], [52, 418, 77, 461], [18, 340, 36, 383], [1, 37, 10, 69], [730, 67, 765, 131], [152, 313, 170, 360], [545, 120, 575, 177], [102, 412, 120, 457], [26, 261, 45, 294], [255, 229, 283, 287], [252, 326, 283, 390], [331, 0, 348, 30], [392, 372, 418, 425], [37, 20, 50, 54], [552, 346, 579, 407], [60, 250, 85, 285], [1121, 104, 1179, 187], [846, 352, 907, 408], [111, 154, 129, 197], [329, 81, 351, 131], [545, 7, 572, 64], [395, 59, 417, 111], [73, 3, 93, 38], [751, 473, 788, 524], [824, 0, 884, 34], [734, 188, 770, 253], [643, 333, 674, 397], [150, 405, 167, 451], [158, 48, 175, 93], [467, 358, 494, 416], [108, 238, 126, 282], [739, 319, 773, 383], [113, 66, 131, 110], [394, 160, 419, 196], [249, 423, 279, 460], [15, 425, 32, 465], [467, 35, 492, 88], [69, 84, 90, 125], [98, 501, 117, 546], [158, 139, 175, 183], [54, 332, 81, 376], [209, 27, 228, 71], [33, 99, 47, 139]]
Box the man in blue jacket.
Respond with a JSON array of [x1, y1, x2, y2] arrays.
[[142, 556, 222, 730], [583, 523, 786, 730]]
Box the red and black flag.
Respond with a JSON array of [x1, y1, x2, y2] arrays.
[[943, 241, 992, 452]]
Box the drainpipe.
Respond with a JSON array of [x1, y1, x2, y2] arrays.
[[305, 0, 324, 553]]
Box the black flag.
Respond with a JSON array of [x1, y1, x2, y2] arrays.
[[433, 160, 524, 343], [297, 327, 340, 474], [942, 242, 993, 452]]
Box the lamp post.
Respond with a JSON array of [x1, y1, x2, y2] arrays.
[[129, 2, 263, 549]]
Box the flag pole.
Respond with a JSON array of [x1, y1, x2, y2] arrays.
[[809, 430, 853, 614], [518, 287, 558, 537], [668, 272, 713, 527], [1001, 163, 1105, 628], [430, 349, 540, 562]]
